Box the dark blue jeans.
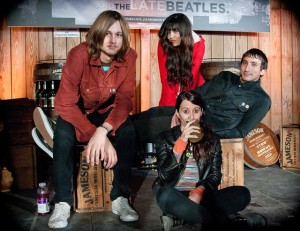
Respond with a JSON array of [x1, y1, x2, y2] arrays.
[[52, 110, 136, 206], [156, 185, 250, 227]]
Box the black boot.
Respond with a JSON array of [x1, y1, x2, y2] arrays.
[[230, 213, 268, 231]]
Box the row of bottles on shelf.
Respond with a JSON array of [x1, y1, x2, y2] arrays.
[[35, 80, 60, 108]]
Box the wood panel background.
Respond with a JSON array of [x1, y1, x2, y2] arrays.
[[0, 0, 299, 135]]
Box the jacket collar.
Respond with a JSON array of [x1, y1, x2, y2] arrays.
[[89, 56, 128, 68], [239, 77, 261, 89]]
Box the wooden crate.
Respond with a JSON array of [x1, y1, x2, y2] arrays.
[[74, 151, 113, 213], [219, 138, 244, 189], [280, 125, 300, 170], [8, 145, 37, 189], [0, 98, 37, 189]]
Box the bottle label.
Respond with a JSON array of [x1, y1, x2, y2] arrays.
[[48, 96, 55, 108], [40, 96, 48, 108], [37, 197, 50, 214]]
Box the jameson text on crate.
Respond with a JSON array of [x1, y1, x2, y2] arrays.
[[280, 125, 300, 170]]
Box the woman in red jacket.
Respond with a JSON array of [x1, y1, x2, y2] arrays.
[[158, 13, 206, 106]]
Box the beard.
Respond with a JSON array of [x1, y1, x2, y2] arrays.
[[101, 45, 121, 58]]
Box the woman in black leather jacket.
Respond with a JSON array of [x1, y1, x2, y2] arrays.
[[153, 90, 266, 231]]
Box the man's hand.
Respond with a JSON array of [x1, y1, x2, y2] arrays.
[[102, 138, 118, 169], [85, 127, 117, 169]]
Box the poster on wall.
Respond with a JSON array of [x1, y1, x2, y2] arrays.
[[7, 0, 270, 32]]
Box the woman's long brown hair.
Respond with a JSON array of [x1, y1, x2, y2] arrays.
[[159, 13, 194, 88]]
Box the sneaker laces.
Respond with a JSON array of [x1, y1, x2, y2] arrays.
[[161, 215, 184, 231], [50, 203, 70, 221], [117, 197, 135, 212], [231, 213, 267, 230], [173, 217, 184, 227]]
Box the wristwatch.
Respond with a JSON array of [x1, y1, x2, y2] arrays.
[[99, 124, 110, 133]]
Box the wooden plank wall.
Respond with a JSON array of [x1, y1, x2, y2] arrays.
[[0, 0, 299, 135]]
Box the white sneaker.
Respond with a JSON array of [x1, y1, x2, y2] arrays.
[[112, 196, 139, 222], [33, 107, 55, 148], [31, 128, 53, 158], [48, 202, 71, 228]]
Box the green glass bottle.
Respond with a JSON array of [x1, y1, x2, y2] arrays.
[[35, 81, 43, 106], [47, 81, 55, 109], [39, 81, 48, 108]]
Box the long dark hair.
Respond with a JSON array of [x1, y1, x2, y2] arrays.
[[86, 10, 130, 62], [159, 13, 194, 88], [176, 90, 218, 161]]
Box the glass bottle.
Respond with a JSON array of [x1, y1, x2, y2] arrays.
[[39, 81, 48, 108], [47, 80, 55, 109], [35, 81, 43, 106]]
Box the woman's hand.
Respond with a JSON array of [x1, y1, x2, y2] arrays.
[[180, 120, 200, 142], [188, 192, 202, 204], [188, 186, 205, 204]]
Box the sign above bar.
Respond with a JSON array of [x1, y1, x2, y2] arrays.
[[7, 0, 270, 32]]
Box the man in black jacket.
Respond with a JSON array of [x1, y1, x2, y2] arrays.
[[191, 48, 271, 138]]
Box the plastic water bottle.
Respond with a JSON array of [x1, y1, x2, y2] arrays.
[[37, 182, 50, 215]]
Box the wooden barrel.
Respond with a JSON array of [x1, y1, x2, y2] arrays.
[[200, 61, 240, 80], [244, 123, 280, 169], [33, 62, 64, 82]]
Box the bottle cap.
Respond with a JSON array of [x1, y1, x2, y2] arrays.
[[39, 182, 46, 188]]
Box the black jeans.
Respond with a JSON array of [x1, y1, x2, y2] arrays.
[[52, 110, 136, 206], [156, 185, 250, 227], [130, 106, 175, 143]]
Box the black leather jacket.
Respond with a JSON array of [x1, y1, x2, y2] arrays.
[[195, 71, 271, 138], [152, 126, 222, 194]]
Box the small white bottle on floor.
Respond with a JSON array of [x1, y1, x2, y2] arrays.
[[37, 182, 50, 215]]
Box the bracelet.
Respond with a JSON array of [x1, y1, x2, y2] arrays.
[[99, 124, 110, 133], [189, 187, 205, 197]]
